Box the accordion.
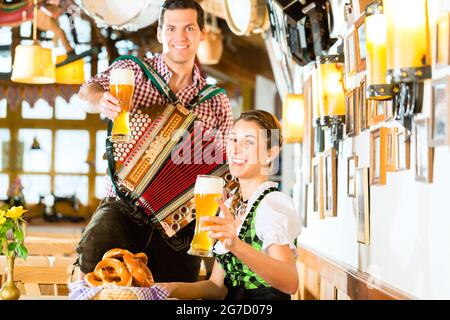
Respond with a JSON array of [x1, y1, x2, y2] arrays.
[[106, 56, 237, 238]]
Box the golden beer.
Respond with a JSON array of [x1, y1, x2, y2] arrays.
[[188, 175, 224, 257], [109, 69, 135, 142]]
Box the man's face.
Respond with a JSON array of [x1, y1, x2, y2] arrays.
[[157, 8, 205, 65]]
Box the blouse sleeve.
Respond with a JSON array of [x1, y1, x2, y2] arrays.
[[255, 191, 301, 255]]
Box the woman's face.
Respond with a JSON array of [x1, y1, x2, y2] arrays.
[[226, 119, 275, 179]]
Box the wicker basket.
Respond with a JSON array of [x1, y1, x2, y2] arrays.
[[92, 287, 139, 300]]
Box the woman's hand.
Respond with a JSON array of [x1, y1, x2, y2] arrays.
[[201, 199, 240, 251], [157, 282, 178, 297]]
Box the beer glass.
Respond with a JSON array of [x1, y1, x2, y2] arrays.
[[187, 175, 224, 257], [109, 68, 135, 142]]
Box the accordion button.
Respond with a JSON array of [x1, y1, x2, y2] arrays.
[[137, 110, 142, 114], [144, 123, 149, 127], [171, 223, 180, 232], [179, 206, 189, 215], [119, 157, 124, 161], [172, 213, 181, 221], [113, 143, 118, 148], [131, 118, 136, 123], [114, 157, 119, 161], [120, 148, 124, 152], [125, 148, 130, 152]]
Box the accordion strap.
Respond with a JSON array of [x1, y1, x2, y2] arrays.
[[113, 55, 225, 109]]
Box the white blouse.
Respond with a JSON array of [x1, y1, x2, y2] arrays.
[[213, 181, 301, 256]]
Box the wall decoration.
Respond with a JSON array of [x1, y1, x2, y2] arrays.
[[436, 12, 450, 67], [345, 88, 357, 137], [369, 100, 387, 126], [414, 118, 434, 183], [304, 75, 315, 183], [344, 28, 358, 77], [355, 167, 370, 245], [301, 183, 308, 228], [312, 155, 324, 219], [396, 127, 411, 171], [323, 147, 337, 217], [430, 76, 449, 147], [354, 13, 367, 72], [370, 127, 388, 185], [347, 153, 359, 198], [385, 99, 394, 122], [359, 76, 369, 131], [386, 127, 397, 172]]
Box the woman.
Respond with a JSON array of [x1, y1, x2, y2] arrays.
[[160, 110, 301, 300]]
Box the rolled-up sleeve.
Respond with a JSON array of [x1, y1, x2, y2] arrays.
[[255, 192, 301, 255]]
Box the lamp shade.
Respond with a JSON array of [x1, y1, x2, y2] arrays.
[[384, 0, 431, 82], [55, 54, 85, 84], [11, 43, 55, 84], [316, 56, 345, 119], [197, 26, 223, 65], [365, 3, 393, 100], [282, 94, 304, 143]]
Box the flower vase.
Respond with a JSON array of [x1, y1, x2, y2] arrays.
[[0, 255, 21, 300]]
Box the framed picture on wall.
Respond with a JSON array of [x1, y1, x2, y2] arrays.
[[396, 127, 411, 171], [436, 13, 450, 67], [347, 153, 359, 198], [386, 127, 397, 172], [430, 76, 449, 147], [385, 99, 394, 122], [355, 167, 370, 245], [345, 88, 357, 137], [370, 100, 387, 126], [354, 14, 366, 72], [312, 155, 324, 219], [304, 75, 315, 183], [360, 77, 369, 131], [414, 118, 434, 183], [345, 28, 357, 77], [323, 147, 337, 218], [301, 183, 308, 228], [370, 127, 388, 185]]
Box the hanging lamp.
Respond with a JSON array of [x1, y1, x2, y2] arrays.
[[11, 0, 56, 84]]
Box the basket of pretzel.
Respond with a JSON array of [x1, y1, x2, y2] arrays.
[[69, 248, 168, 300]]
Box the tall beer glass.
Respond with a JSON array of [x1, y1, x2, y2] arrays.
[[109, 68, 134, 142], [187, 175, 224, 257]]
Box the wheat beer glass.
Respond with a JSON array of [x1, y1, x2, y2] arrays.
[[187, 175, 224, 257], [109, 68, 134, 142]]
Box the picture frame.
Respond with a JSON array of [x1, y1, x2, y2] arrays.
[[312, 155, 324, 219], [436, 12, 450, 67], [355, 167, 370, 245], [354, 13, 366, 72], [360, 77, 369, 132], [304, 75, 315, 183], [347, 153, 359, 198], [396, 127, 411, 171], [369, 100, 387, 126], [385, 99, 394, 122], [370, 127, 388, 185], [414, 118, 434, 183], [301, 183, 308, 228], [386, 127, 398, 172], [430, 76, 450, 147], [357, 0, 374, 15], [344, 28, 357, 76], [345, 88, 357, 137], [323, 147, 337, 218]]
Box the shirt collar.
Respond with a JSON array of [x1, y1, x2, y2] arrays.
[[155, 54, 202, 87], [245, 181, 279, 214]]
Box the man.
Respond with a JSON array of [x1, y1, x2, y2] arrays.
[[76, 0, 233, 282]]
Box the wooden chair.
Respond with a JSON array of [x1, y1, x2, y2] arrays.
[[0, 256, 77, 297]]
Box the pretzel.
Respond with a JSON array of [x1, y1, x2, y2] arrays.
[[123, 254, 154, 287], [94, 258, 132, 287], [102, 248, 148, 265], [85, 272, 103, 288]]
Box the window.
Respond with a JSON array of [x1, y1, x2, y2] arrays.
[[20, 174, 51, 204], [95, 175, 107, 199], [0, 129, 10, 171], [96, 130, 108, 174], [55, 96, 87, 120], [18, 129, 52, 172], [54, 175, 89, 205], [0, 174, 8, 199], [55, 130, 89, 173], [0, 99, 7, 118], [22, 100, 53, 119]]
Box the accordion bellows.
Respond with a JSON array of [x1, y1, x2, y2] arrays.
[[110, 104, 236, 237]]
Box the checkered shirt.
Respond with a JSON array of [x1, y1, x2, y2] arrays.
[[215, 187, 279, 290], [68, 280, 169, 300], [83, 54, 233, 197]]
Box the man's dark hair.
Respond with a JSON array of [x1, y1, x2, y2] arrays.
[[158, 0, 205, 30]]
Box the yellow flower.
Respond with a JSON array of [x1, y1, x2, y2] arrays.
[[0, 210, 6, 225], [5, 206, 27, 221]]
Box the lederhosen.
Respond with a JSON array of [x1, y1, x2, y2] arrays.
[[215, 187, 291, 300], [76, 56, 225, 282]]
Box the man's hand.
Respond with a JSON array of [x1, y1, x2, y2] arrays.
[[99, 92, 122, 120]]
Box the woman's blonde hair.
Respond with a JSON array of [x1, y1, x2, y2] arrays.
[[229, 110, 284, 215]]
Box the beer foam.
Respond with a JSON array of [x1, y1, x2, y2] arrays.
[[110, 68, 134, 85], [195, 176, 223, 194]]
